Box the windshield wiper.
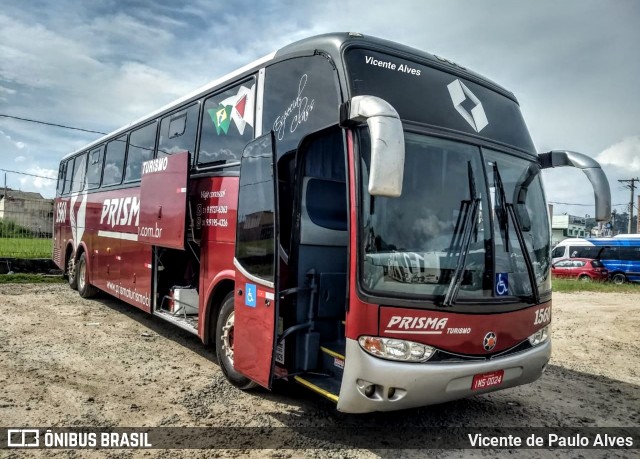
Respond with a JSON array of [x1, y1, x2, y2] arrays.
[[443, 162, 480, 306], [492, 162, 540, 304], [493, 163, 509, 252]]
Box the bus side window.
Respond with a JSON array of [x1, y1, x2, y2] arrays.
[[63, 158, 75, 194], [197, 77, 256, 170], [600, 246, 617, 259], [125, 122, 158, 182], [87, 147, 104, 189], [102, 136, 127, 187], [57, 162, 67, 195], [158, 103, 199, 164], [71, 153, 87, 192]]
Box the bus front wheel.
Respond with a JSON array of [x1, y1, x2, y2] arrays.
[[611, 273, 626, 285], [214, 292, 258, 390], [77, 252, 98, 298]]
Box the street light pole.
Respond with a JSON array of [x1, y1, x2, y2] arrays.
[[619, 178, 639, 234]]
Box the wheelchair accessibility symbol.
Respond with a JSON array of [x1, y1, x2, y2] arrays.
[[495, 273, 508, 296], [245, 283, 257, 307]]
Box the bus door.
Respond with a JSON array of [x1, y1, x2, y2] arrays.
[[138, 151, 190, 311], [233, 133, 279, 388]]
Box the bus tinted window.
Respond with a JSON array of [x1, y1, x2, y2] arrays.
[[619, 247, 640, 261], [599, 246, 618, 259], [263, 56, 340, 155], [87, 147, 104, 189], [198, 78, 255, 168], [125, 122, 157, 182], [236, 135, 275, 282], [103, 136, 127, 186], [158, 104, 199, 163], [71, 153, 87, 192], [62, 159, 73, 194], [57, 162, 66, 195], [569, 246, 599, 258]]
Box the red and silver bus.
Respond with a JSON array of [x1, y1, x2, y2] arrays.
[[53, 33, 611, 413]]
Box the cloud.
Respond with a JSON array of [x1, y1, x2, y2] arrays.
[[14, 155, 26, 162], [18, 166, 57, 195], [596, 136, 640, 172], [0, 129, 26, 153]]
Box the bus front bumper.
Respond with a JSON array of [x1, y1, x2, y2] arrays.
[[336, 338, 551, 413]]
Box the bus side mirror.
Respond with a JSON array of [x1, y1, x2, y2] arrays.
[[341, 96, 404, 197], [538, 150, 611, 222]]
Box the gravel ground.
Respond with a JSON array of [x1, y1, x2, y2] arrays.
[[0, 284, 638, 458]]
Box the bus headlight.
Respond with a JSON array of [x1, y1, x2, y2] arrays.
[[528, 325, 550, 346], [358, 336, 435, 362]]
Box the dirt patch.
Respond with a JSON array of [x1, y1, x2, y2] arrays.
[[0, 284, 638, 458]]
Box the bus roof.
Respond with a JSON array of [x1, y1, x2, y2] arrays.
[[62, 32, 517, 162], [555, 237, 640, 246]]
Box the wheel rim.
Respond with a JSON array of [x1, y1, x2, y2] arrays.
[[68, 258, 76, 282], [613, 274, 625, 284], [78, 260, 86, 291], [221, 311, 235, 365]]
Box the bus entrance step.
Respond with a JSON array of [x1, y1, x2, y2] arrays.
[[294, 374, 340, 403], [319, 341, 345, 380], [320, 340, 345, 360]]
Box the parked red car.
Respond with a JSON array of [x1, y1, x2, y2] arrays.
[[551, 258, 609, 281]]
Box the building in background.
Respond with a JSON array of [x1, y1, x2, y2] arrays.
[[0, 188, 54, 237], [551, 214, 587, 246]]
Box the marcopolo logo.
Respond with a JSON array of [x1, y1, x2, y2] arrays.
[[447, 79, 488, 133]]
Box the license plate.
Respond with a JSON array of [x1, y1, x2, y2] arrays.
[[471, 370, 504, 390]]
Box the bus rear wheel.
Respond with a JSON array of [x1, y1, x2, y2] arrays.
[[77, 252, 98, 298], [611, 273, 626, 285], [67, 255, 78, 290], [215, 292, 258, 390]]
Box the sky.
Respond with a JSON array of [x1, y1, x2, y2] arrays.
[[1, 0, 639, 220]]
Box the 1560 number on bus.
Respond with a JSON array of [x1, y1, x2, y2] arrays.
[[533, 307, 551, 325]]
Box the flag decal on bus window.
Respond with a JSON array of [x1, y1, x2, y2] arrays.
[[207, 84, 255, 136], [212, 106, 232, 134]]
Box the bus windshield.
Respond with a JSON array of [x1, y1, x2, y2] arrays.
[[359, 131, 551, 303]]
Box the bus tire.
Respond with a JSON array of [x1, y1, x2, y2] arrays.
[[215, 292, 258, 390], [77, 252, 98, 298], [67, 254, 78, 290], [611, 273, 626, 285]]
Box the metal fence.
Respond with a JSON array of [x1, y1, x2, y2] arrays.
[[0, 195, 54, 259]]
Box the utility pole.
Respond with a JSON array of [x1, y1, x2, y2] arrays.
[[619, 178, 639, 234]]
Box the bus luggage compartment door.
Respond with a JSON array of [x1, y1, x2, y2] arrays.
[[139, 151, 190, 250]]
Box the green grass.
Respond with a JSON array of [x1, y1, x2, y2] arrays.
[[552, 277, 640, 293], [0, 273, 65, 284], [0, 237, 52, 259]]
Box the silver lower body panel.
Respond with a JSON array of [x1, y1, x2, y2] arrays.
[[337, 338, 551, 413]]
